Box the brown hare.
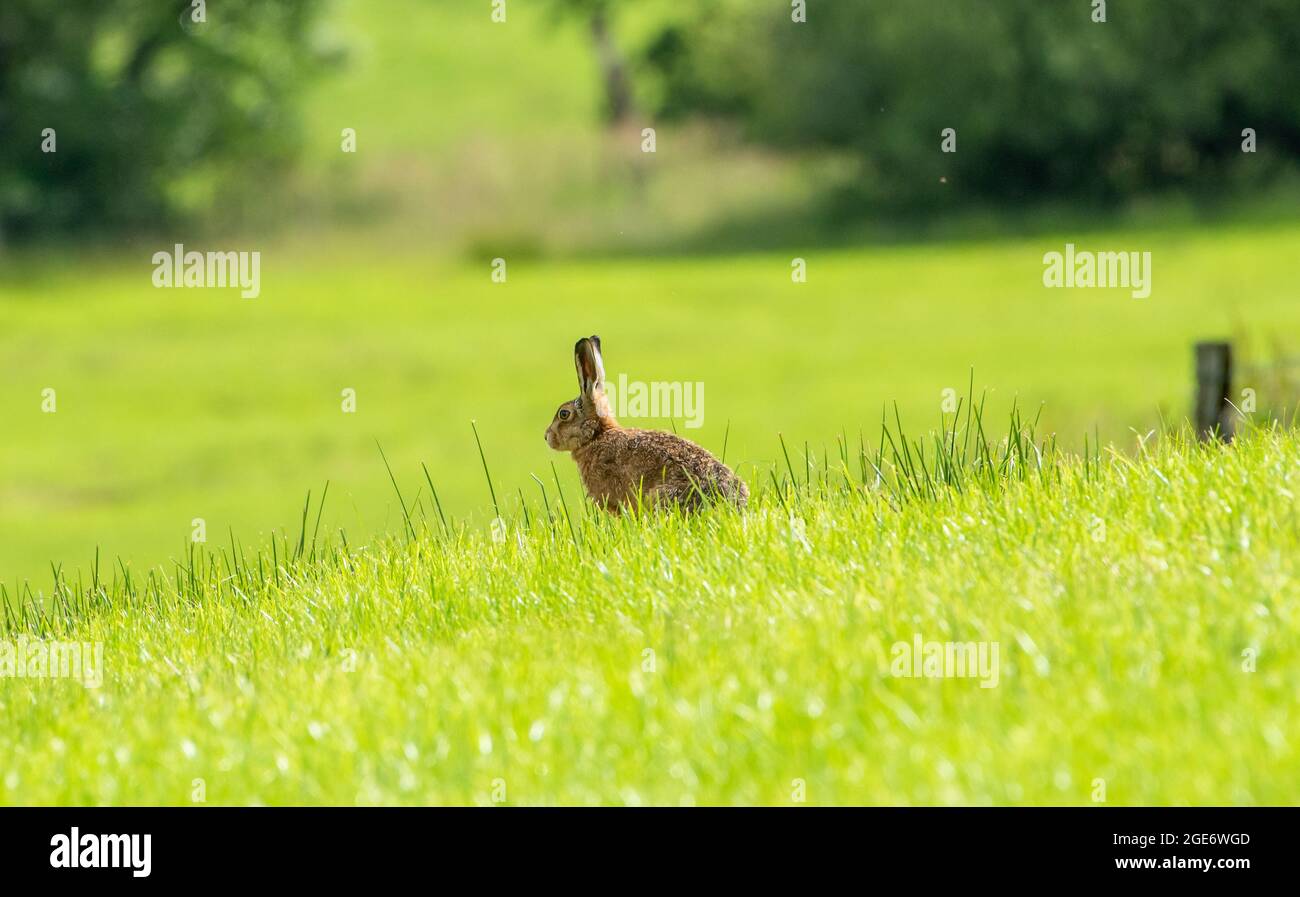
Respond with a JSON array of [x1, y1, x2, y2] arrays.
[[545, 336, 748, 513]]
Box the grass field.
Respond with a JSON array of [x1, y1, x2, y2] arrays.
[[2, 419, 1296, 805], [3, 0, 1300, 807], [11, 0, 1299, 591], [4, 220, 1300, 588]]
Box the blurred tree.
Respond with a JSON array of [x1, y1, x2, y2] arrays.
[[0, 0, 330, 242], [644, 0, 1300, 208], [544, 0, 636, 124]]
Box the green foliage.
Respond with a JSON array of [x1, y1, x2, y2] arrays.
[[645, 0, 1300, 207], [0, 0, 331, 241]]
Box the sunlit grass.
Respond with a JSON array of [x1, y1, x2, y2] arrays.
[[2, 416, 1296, 805], [5, 221, 1300, 586]]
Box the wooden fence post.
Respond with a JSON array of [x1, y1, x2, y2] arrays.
[[1194, 341, 1234, 441]]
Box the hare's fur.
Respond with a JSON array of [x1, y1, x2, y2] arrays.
[[545, 336, 748, 513]]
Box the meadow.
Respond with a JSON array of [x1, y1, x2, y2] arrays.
[[6, 3, 1300, 589], [2, 418, 1296, 805], [4, 221, 1300, 588], [3, 0, 1299, 806]]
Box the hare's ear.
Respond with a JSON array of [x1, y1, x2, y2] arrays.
[[574, 335, 606, 398]]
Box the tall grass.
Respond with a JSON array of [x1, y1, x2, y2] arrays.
[[0, 403, 1272, 633], [3, 411, 1297, 805], [3, 398, 1052, 634]]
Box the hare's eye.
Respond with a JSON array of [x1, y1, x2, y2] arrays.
[[559, 409, 572, 420]]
